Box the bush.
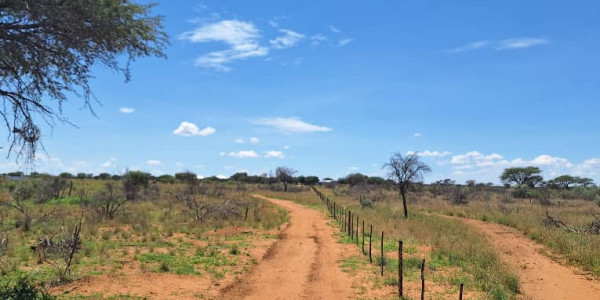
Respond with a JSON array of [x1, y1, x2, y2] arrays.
[[0, 277, 55, 300]]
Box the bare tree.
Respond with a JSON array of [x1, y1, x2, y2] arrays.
[[93, 181, 127, 220], [275, 167, 297, 192], [383, 152, 431, 218]]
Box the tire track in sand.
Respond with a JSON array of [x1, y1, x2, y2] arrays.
[[458, 217, 600, 300], [221, 195, 354, 300]]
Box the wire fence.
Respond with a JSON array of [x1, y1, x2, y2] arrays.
[[311, 186, 465, 300]]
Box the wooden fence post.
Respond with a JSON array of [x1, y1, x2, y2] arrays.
[[356, 216, 359, 245], [381, 231, 384, 276], [362, 219, 365, 254], [420, 259, 425, 300], [369, 225, 373, 263], [349, 210, 352, 237], [459, 283, 464, 300], [399, 241, 403, 298], [333, 202, 336, 220]]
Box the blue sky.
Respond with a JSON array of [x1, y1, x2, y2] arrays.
[[3, 0, 600, 184]]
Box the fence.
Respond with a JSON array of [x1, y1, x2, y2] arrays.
[[310, 186, 465, 300]]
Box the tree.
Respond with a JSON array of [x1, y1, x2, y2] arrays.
[[122, 170, 150, 201], [0, 0, 167, 161], [93, 181, 126, 220], [383, 152, 431, 218], [548, 175, 577, 189], [577, 177, 595, 188], [500, 167, 543, 188], [275, 167, 297, 192]]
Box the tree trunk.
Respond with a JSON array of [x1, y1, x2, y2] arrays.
[[400, 190, 408, 219], [284, 182, 288, 192]]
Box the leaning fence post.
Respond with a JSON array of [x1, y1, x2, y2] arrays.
[[369, 225, 373, 263], [459, 283, 464, 300], [399, 241, 403, 298], [420, 259, 425, 300], [381, 231, 384, 276]]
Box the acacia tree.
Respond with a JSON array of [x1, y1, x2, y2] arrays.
[[383, 152, 431, 218], [275, 167, 297, 192], [0, 0, 168, 161], [500, 166, 543, 188]]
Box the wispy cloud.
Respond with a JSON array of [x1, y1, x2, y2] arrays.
[[179, 20, 269, 71], [414, 133, 422, 138], [229, 150, 259, 158], [173, 122, 216, 137], [448, 37, 548, 53], [338, 38, 354, 47], [252, 117, 332, 133], [119, 107, 135, 114], [147, 159, 163, 166], [250, 137, 260, 144], [310, 34, 328, 47], [497, 38, 549, 50], [329, 25, 341, 33], [270, 29, 305, 49]]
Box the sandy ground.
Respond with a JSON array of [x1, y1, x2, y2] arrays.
[[221, 195, 355, 300], [459, 217, 600, 300]]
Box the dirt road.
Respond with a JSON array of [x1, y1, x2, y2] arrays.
[[459, 217, 600, 300], [221, 195, 354, 300]]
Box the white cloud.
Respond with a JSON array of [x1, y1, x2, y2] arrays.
[[414, 133, 422, 138], [235, 138, 244, 144], [447, 41, 491, 53], [338, 38, 353, 47], [269, 29, 305, 49], [119, 107, 135, 114], [173, 122, 215, 137], [179, 20, 269, 71], [448, 37, 548, 53], [451, 151, 503, 166], [497, 38, 548, 50], [250, 137, 260, 144], [101, 157, 117, 168], [265, 151, 284, 158], [329, 25, 341, 33], [216, 174, 228, 179], [219, 152, 226, 156], [252, 117, 332, 133], [283, 145, 290, 149], [310, 34, 328, 46], [146, 159, 162, 166], [229, 150, 259, 158], [420, 150, 452, 158], [268, 20, 279, 27]]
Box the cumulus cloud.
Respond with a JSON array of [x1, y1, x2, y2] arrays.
[[265, 151, 284, 158], [250, 137, 260, 144], [252, 117, 332, 133], [420, 151, 452, 158], [119, 107, 135, 114], [447, 151, 600, 182], [229, 150, 259, 158], [448, 37, 548, 53], [147, 159, 162, 166], [269, 29, 305, 49], [179, 20, 269, 71], [173, 122, 215, 137]]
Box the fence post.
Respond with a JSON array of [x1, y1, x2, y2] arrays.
[[381, 231, 384, 276], [459, 283, 464, 300], [420, 259, 425, 300], [333, 202, 336, 220], [362, 219, 365, 254], [399, 241, 403, 298], [349, 210, 352, 237], [369, 225, 373, 263], [356, 216, 359, 245]]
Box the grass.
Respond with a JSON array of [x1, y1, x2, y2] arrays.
[[265, 187, 519, 299]]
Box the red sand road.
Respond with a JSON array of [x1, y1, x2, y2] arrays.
[[221, 195, 355, 299]]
